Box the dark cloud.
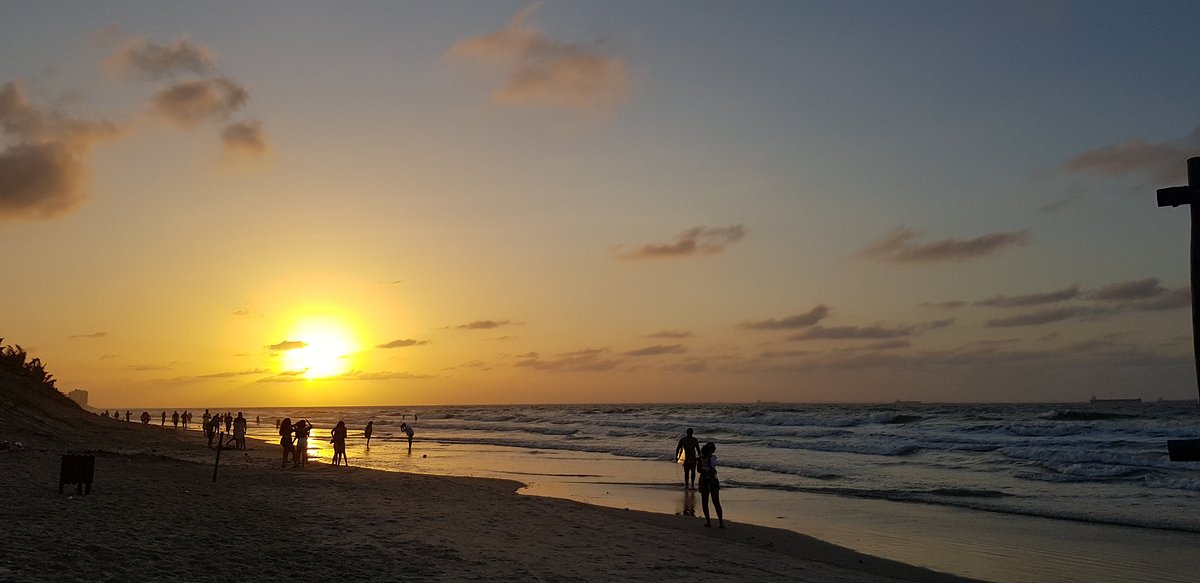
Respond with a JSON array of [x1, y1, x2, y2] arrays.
[[1041, 193, 1083, 213], [449, 5, 630, 111], [515, 348, 622, 372], [267, 340, 308, 351], [69, 331, 108, 339], [974, 285, 1081, 308], [859, 227, 1028, 263], [740, 304, 831, 330], [323, 370, 434, 381], [220, 120, 269, 159], [0, 82, 123, 220], [171, 368, 270, 382], [758, 350, 812, 359], [1087, 278, 1167, 302], [1062, 126, 1200, 186], [984, 307, 1107, 328], [1135, 287, 1190, 311], [622, 344, 688, 357], [621, 224, 748, 260], [644, 330, 695, 339], [152, 78, 247, 127], [107, 36, 216, 79], [457, 319, 512, 330], [785, 319, 953, 342], [376, 338, 430, 349]]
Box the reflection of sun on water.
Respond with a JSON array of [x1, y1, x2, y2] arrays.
[[282, 316, 358, 379]]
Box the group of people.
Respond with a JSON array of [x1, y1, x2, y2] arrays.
[[675, 428, 724, 528], [276, 418, 414, 467], [202, 410, 249, 449]]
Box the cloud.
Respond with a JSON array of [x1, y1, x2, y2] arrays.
[[376, 338, 430, 349], [975, 285, 1081, 308], [1135, 287, 1190, 311], [457, 319, 512, 330], [644, 330, 695, 339], [220, 120, 269, 159], [620, 224, 748, 260], [622, 344, 688, 357], [1041, 193, 1083, 213], [1087, 278, 1167, 302], [322, 370, 434, 381], [786, 319, 953, 341], [267, 340, 308, 351], [1062, 126, 1200, 186], [0, 82, 123, 220], [449, 5, 630, 111], [740, 305, 831, 330], [515, 348, 622, 372], [69, 331, 108, 339], [170, 368, 271, 382], [151, 77, 247, 127], [859, 227, 1028, 263], [107, 36, 216, 79], [984, 307, 1107, 328]]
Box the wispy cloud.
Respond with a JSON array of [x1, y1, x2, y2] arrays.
[[106, 35, 216, 79], [975, 285, 1080, 308], [220, 120, 269, 160], [918, 301, 967, 310], [621, 344, 687, 357], [69, 331, 109, 339], [1062, 126, 1200, 186], [859, 227, 1028, 263], [457, 319, 512, 330], [267, 340, 308, 351], [515, 348, 622, 372], [1135, 287, 1190, 311], [984, 307, 1107, 328], [171, 368, 271, 382], [740, 305, 831, 330], [152, 78, 247, 127], [1087, 278, 1167, 302], [376, 338, 430, 349], [786, 319, 953, 341], [0, 82, 123, 220], [620, 225, 748, 260], [449, 5, 631, 111]]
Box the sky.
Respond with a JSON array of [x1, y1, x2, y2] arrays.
[[4, 1, 1200, 407]]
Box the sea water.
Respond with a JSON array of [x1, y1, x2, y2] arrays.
[[220, 402, 1200, 583]]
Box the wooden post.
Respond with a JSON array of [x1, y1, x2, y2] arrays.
[[1156, 157, 1200, 402], [212, 431, 224, 483]]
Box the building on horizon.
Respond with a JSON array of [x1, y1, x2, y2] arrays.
[[67, 388, 88, 408]]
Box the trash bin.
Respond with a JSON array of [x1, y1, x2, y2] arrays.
[[59, 454, 95, 495]]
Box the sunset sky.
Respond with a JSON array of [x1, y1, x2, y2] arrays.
[[4, 2, 1200, 407]]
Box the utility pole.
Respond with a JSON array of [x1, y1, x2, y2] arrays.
[[1157, 157, 1200, 461]]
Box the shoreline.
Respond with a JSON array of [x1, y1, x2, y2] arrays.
[[0, 416, 977, 582]]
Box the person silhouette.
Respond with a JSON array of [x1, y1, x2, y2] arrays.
[[676, 428, 701, 489], [330, 421, 348, 466], [698, 442, 724, 528], [233, 412, 248, 450], [293, 420, 312, 467], [171, 411, 179, 429], [279, 418, 295, 468], [400, 422, 414, 453], [364, 421, 374, 447], [140, 411, 150, 424]]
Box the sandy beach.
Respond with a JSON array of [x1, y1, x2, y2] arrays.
[[0, 372, 977, 582]]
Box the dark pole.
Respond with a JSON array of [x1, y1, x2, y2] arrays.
[[212, 431, 224, 483], [1190, 158, 1200, 403]]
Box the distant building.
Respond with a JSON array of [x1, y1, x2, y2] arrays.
[[67, 389, 88, 408]]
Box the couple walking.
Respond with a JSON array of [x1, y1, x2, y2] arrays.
[[675, 428, 724, 528]]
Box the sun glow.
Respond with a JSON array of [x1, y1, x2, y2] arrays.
[[281, 316, 359, 379]]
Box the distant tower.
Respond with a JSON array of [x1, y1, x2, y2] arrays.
[[67, 388, 88, 408]]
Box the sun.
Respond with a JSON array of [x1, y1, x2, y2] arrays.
[[281, 316, 359, 379]]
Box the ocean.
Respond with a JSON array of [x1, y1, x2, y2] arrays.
[[206, 401, 1200, 582]]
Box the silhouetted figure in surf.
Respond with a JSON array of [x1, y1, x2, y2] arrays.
[[140, 411, 150, 424], [224, 412, 232, 433], [698, 442, 724, 528], [676, 428, 701, 489], [125, 410, 131, 422], [279, 418, 295, 467], [205, 415, 217, 448], [172, 411, 179, 429], [364, 421, 374, 447], [161, 411, 166, 426], [400, 422, 414, 453], [294, 420, 312, 467], [330, 421, 348, 466]]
